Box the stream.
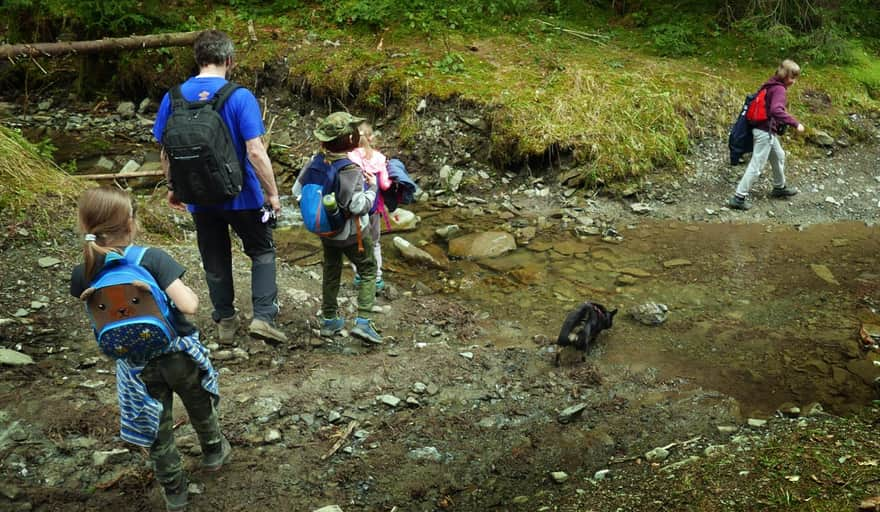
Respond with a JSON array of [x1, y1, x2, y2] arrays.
[[277, 200, 880, 418]]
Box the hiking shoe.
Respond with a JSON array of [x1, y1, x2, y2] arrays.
[[201, 436, 232, 472], [248, 319, 288, 344], [320, 317, 345, 337], [770, 185, 799, 198], [375, 278, 385, 292], [727, 195, 752, 211], [162, 477, 189, 511], [217, 314, 239, 345], [353, 274, 363, 287], [351, 318, 383, 345]]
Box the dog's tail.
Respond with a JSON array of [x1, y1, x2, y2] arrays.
[[557, 302, 590, 346]]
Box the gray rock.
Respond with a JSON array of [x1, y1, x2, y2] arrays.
[[630, 202, 653, 214], [660, 455, 700, 473], [412, 382, 428, 394], [645, 447, 669, 462], [0, 349, 34, 366], [407, 446, 443, 462], [448, 231, 517, 259], [629, 302, 669, 326], [264, 429, 282, 443], [313, 506, 344, 512], [393, 237, 446, 269], [377, 394, 401, 407], [435, 225, 461, 240], [593, 469, 610, 480], [93, 156, 115, 172], [558, 403, 588, 424], [37, 256, 61, 268], [119, 160, 141, 174], [809, 130, 835, 147], [747, 418, 767, 428], [116, 102, 136, 118], [92, 448, 130, 466], [550, 471, 569, 483]]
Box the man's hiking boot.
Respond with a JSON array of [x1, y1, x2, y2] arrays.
[[248, 319, 288, 344], [351, 318, 383, 345], [201, 436, 232, 472], [770, 185, 799, 198], [727, 195, 752, 211], [162, 476, 189, 511], [217, 314, 239, 345], [320, 317, 345, 337]]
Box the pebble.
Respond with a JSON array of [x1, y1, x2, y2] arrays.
[[550, 471, 569, 483]]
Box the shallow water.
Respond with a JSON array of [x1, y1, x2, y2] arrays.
[[278, 203, 880, 417]]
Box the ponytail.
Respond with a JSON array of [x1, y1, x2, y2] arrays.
[[77, 188, 134, 282], [358, 122, 374, 160]]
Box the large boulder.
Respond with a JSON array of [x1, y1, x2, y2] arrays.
[[448, 231, 516, 259]]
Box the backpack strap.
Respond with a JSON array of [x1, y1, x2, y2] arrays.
[[210, 82, 242, 112], [169, 85, 187, 112], [123, 245, 148, 266]]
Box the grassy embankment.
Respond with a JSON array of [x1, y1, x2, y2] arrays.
[[210, 4, 880, 188]]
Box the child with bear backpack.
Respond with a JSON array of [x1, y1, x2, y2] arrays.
[[70, 187, 230, 511], [347, 121, 392, 292]]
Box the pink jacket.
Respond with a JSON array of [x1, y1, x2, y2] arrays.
[[348, 147, 392, 191]]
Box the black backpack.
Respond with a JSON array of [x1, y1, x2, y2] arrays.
[[162, 82, 244, 205], [728, 91, 757, 165]]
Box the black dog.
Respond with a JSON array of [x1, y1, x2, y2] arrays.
[[556, 302, 617, 353]]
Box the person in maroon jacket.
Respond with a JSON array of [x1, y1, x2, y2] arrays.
[[728, 59, 806, 211]]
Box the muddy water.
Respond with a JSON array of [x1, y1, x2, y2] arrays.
[[278, 204, 880, 417]]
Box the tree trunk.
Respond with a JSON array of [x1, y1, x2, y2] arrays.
[[0, 31, 201, 59]]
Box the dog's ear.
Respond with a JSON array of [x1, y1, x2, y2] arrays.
[[609, 308, 618, 318]]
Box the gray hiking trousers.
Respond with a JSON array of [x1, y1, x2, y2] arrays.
[[735, 128, 786, 197], [192, 209, 279, 323]]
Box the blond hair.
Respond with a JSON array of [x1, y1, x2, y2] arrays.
[[357, 122, 375, 160], [775, 59, 801, 80], [77, 187, 135, 282]]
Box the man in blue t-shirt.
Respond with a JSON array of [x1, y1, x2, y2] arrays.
[[153, 30, 287, 346]]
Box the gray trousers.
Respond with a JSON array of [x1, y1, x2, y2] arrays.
[[735, 128, 786, 197], [193, 209, 279, 323]]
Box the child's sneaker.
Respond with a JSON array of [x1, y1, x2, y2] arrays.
[[375, 278, 385, 292], [353, 274, 363, 287], [320, 317, 345, 337], [351, 318, 383, 345], [162, 476, 189, 511], [201, 436, 232, 472]]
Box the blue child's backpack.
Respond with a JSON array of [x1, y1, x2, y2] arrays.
[[81, 246, 177, 364], [728, 91, 758, 165], [299, 154, 352, 236]]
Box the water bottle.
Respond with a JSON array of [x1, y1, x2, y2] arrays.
[[322, 192, 344, 229]]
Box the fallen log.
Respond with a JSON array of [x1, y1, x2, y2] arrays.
[[0, 31, 201, 59], [74, 170, 165, 180]]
